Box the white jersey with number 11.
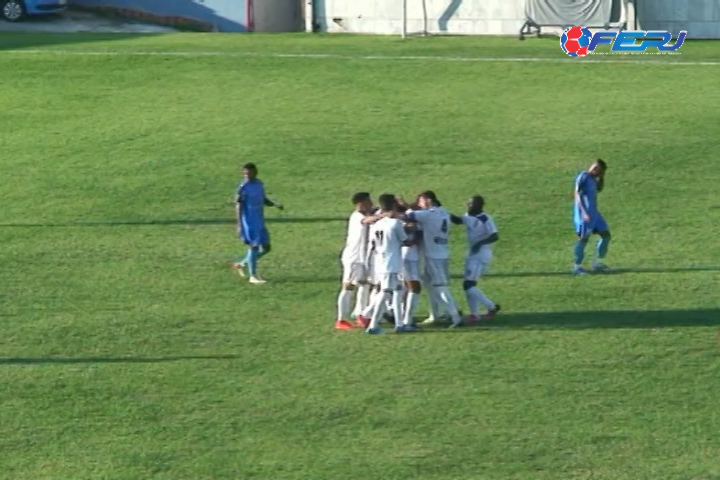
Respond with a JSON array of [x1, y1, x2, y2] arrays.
[[372, 217, 407, 275]]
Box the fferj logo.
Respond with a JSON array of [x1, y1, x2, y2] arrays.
[[560, 26, 593, 57], [560, 27, 687, 57]]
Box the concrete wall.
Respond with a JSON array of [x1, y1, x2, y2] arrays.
[[70, 0, 305, 32], [68, 0, 720, 36], [313, 0, 526, 35], [70, 0, 250, 31], [311, 0, 720, 38], [254, 0, 304, 32], [636, 0, 720, 38]]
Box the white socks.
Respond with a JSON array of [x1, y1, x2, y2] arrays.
[[465, 287, 495, 316], [403, 291, 419, 326], [369, 292, 390, 330], [353, 284, 370, 317], [337, 289, 352, 321], [436, 286, 461, 324], [391, 290, 404, 327], [476, 288, 495, 310], [466, 288, 479, 317], [428, 286, 441, 320], [362, 289, 381, 318]]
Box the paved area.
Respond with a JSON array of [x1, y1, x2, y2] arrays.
[[0, 10, 176, 33]]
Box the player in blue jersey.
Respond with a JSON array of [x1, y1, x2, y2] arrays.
[[573, 159, 610, 275], [232, 163, 283, 284]]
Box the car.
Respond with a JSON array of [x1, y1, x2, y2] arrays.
[[1, 0, 67, 22]]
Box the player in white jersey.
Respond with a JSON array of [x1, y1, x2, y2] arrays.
[[399, 201, 423, 328], [365, 194, 413, 334], [336, 192, 379, 330], [354, 205, 384, 326], [450, 195, 500, 322], [405, 191, 463, 327]]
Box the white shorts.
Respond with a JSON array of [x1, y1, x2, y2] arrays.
[[424, 258, 450, 287], [378, 273, 401, 292], [401, 259, 420, 282], [342, 261, 368, 285], [464, 256, 490, 281]]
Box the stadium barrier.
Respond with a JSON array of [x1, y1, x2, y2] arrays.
[[68, 0, 304, 32], [307, 0, 720, 38]]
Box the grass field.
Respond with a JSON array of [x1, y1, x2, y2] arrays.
[[1, 33, 720, 480]]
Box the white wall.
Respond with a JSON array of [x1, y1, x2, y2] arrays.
[[311, 0, 720, 38], [314, 0, 526, 35]]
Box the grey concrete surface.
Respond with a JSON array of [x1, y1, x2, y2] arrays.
[[0, 10, 177, 33]]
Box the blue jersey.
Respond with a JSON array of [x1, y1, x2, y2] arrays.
[[237, 179, 270, 246], [573, 171, 599, 224]]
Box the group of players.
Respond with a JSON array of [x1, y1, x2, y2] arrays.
[[233, 159, 612, 333], [336, 190, 500, 333]]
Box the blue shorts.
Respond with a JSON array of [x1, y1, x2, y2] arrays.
[[239, 221, 270, 247], [575, 214, 609, 238]]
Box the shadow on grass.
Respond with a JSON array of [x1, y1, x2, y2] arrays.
[[0, 354, 241, 365], [0, 32, 154, 51], [2, 309, 717, 366], [0, 217, 345, 227], [415, 308, 720, 331], [271, 265, 720, 284]]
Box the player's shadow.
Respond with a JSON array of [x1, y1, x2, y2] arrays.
[[0, 31, 145, 51], [481, 265, 720, 277], [417, 308, 720, 332], [0, 217, 346, 228], [0, 354, 241, 366], [274, 265, 720, 284]]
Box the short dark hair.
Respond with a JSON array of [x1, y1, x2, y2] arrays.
[[378, 193, 396, 212], [242, 162, 257, 171], [419, 190, 441, 207], [471, 195, 485, 208], [419, 190, 436, 201], [351, 192, 370, 205], [595, 159, 607, 170]]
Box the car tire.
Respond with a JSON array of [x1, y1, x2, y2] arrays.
[[1, 0, 26, 22]]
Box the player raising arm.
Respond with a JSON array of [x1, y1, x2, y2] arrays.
[[405, 191, 463, 328], [573, 159, 611, 275], [232, 163, 283, 284], [336, 192, 380, 330], [450, 195, 500, 323], [397, 197, 424, 329]]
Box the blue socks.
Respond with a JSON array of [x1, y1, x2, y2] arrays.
[[247, 248, 259, 276], [597, 236, 610, 260], [240, 247, 260, 276], [240, 245, 271, 277], [574, 238, 589, 265]]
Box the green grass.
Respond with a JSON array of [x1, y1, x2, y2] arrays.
[[1, 33, 720, 480]]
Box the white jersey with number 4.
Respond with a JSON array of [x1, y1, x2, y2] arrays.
[[409, 207, 451, 260], [372, 216, 407, 275], [341, 211, 369, 264]]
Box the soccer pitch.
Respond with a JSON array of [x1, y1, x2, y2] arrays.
[[1, 33, 719, 480]]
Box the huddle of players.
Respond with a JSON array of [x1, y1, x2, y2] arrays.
[[337, 190, 500, 334]]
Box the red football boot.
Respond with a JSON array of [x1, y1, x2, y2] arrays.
[[355, 315, 370, 328], [480, 305, 501, 321]]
